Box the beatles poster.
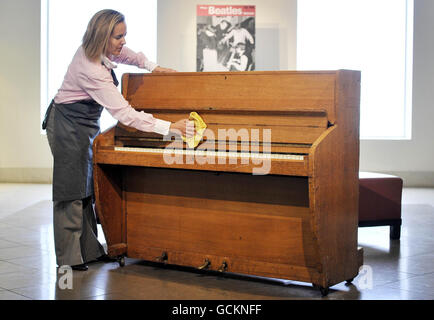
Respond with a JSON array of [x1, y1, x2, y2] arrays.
[[197, 5, 256, 72]]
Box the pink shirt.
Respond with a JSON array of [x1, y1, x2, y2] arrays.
[[54, 46, 171, 135]]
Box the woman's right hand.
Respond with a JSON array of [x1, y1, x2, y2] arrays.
[[169, 119, 195, 137]]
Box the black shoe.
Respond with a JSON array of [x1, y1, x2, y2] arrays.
[[71, 263, 88, 271], [96, 254, 118, 263]]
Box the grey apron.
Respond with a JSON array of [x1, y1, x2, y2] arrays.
[[44, 100, 103, 201]]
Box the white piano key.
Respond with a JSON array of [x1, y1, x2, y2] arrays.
[[114, 147, 305, 161]]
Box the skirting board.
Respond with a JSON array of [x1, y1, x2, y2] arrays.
[[0, 168, 52, 184], [0, 168, 432, 187]]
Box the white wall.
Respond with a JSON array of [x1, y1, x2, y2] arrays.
[[359, 0, 434, 186], [0, 0, 433, 186], [0, 0, 53, 183]]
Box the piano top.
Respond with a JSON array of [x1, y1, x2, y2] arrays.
[[121, 70, 353, 125]]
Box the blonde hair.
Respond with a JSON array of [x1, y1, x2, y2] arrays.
[[82, 9, 125, 62]]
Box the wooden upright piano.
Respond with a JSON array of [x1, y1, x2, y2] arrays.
[[93, 70, 363, 295]]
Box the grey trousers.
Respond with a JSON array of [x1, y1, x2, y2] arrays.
[[53, 196, 105, 266], [46, 103, 105, 266]]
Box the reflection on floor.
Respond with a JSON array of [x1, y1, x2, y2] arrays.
[[0, 184, 433, 300]]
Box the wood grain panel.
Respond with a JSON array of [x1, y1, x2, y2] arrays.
[[114, 110, 328, 145], [143, 111, 329, 127], [127, 204, 315, 266], [126, 247, 321, 283], [124, 167, 320, 268], [94, 149, 310, 176], [122, 71, 337, 123]]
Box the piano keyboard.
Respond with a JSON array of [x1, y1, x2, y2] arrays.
[[114, 147, 305, 161]]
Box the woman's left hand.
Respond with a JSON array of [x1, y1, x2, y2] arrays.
[[152, 66, 177, 73]]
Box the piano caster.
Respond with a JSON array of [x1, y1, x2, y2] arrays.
[[118, 256, 125, 267], [156, 251, 168, 263], [198, 258, 211, 270], [218, 260, 228, 272], [319, 286, 329, 297], [313, 284, 329, 297]]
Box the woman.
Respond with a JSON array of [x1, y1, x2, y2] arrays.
[[43, 9, 194, 271]]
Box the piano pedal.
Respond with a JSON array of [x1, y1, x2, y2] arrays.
[[319, 286, 329, 297], [155, 251, 168, 263], [218, 260, 228, 272], [313, 284, 330, 297], [198, 258, 211, 270]]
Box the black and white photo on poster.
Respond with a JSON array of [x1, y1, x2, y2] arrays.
[[197, 5, 255, 72]]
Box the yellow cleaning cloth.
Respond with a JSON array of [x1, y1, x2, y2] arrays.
[[182, 112, 207, 149]]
